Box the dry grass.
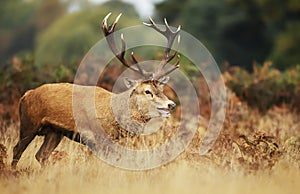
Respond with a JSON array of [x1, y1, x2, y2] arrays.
[[0, 101, 300, 194]]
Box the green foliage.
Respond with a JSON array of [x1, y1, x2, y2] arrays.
[[0, 1, 36, 28], [0, 53, 37, 96], [0, 0, 38, 63], [51, 64, 73, 83], [35, 3, 139, 68], [271, 22, 300, 69], [228, 0, 300, 69], [0, 0, 68, 65], [155, 0, 184, 23], [0, 53, 74, 105], [226, 63, 300, 112], [35, 0, 67, 32], [156, 0, 300, 69]]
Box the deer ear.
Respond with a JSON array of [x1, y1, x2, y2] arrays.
[[124, 77, 138, 88], [158, 76, 169, 85]]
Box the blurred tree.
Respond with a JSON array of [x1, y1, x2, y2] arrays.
[[252, 0, 300, 69], [0, 0, 37, 64], [229, 0, 300, 69], [155, 0, 300, 69], [35, 0, 67, 32], [217, 0, 271, 67], [271, 22, 300, 69], [155, 0, 185, 23], [35, 1, 139, 68]]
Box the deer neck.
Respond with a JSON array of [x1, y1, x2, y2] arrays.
[[111, 88, 149, 135]]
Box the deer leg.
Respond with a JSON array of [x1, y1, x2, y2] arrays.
[[65, 130, 96, 151], [12, 131, 36, 169], [35, 131, 63, 166], [79, 130, 97, 151]]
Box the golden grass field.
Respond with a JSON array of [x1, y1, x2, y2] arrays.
[[0, 98, 300, 194]]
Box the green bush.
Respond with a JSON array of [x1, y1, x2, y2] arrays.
[[0, 53, 74, 103], [226, 63, 300, 112]]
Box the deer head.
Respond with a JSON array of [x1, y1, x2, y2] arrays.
[[102, 13, 180, 125]]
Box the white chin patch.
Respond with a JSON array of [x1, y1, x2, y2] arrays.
[[157, 108, 171, 118]]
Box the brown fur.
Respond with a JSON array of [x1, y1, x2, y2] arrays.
[[12, 80, 175, 168]]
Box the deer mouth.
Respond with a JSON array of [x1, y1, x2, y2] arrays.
[[157, 107, 171, 118]]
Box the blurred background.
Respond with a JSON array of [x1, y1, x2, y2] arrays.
[[1, 0, 299, 69], [0, 0, 300, 120]]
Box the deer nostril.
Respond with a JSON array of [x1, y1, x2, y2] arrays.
[[168, 103, 176, 110]]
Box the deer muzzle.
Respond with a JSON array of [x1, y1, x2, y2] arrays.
[[157, 101, 176, 118]]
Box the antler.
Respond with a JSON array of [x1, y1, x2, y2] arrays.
[[102, 13, 181, 81], [102, 13, 151, 78], [143, 17, 181, 80]]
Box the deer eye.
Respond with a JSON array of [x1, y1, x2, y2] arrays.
[[145, 90, 153, 97]]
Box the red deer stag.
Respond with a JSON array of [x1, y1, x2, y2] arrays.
[[11, 13, 181, 168]]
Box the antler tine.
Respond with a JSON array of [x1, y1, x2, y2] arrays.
[[163, 18, 181, 58], [164, 35, 180, 67], [143, 17, 165, 34], [152, 54, 180, 80], [144, 17, 181, 58], [152, 35, 181, 80], [163, 54, 180, 77], [143, 17, 181, 37], [131, 52, 153, 78], [120, 34, 126, 60], [102, 13, 146, 76], [102, 12, 111, 35], [144, 17, 181, 80], [153, 56, 181, 80], [110, 13, 122, 32]]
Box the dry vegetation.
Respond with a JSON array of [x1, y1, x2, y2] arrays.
[[0, 90, 299, 194], [0, 59, 300, 193]]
